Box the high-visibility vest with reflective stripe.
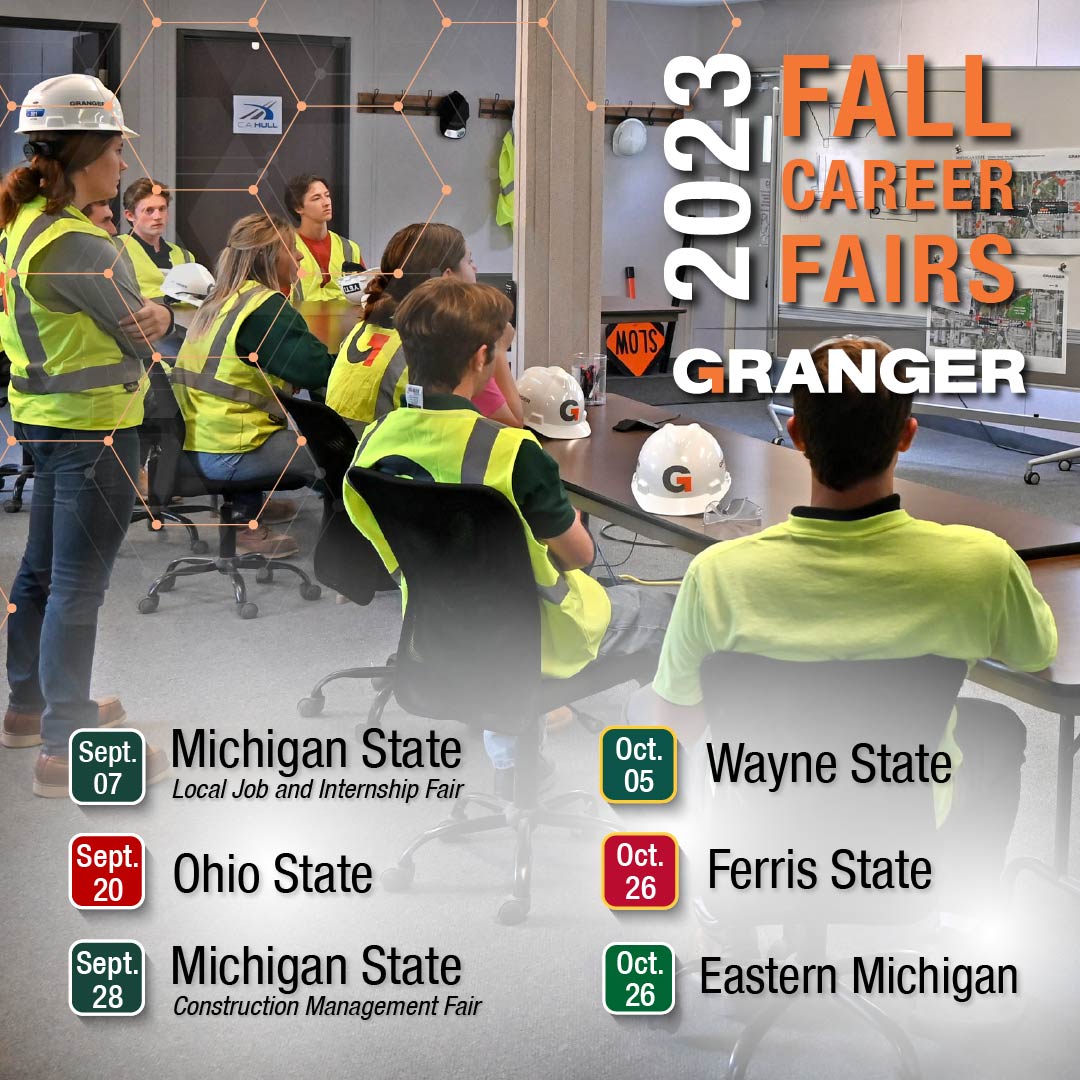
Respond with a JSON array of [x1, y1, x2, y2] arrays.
[[344, 406, 611, 678], [171, 281, 291, 453], [325, 320, 406, 426], [496, 130, 514, 229], [292, 231, 363, 303], [118, 234, 194, 300], [0, 198, 146, 430]]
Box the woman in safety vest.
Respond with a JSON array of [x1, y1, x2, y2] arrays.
[[284, 173, 363, 305], [326, 222, 521, 434], [0, 74, 172, 796], [171, 212, 334, 558]]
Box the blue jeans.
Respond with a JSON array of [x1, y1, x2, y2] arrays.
[[6, 425, 140, 753], [190, 428, 317, 519]]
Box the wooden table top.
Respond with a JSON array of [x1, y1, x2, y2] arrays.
[[539, 393, 1080, 560]]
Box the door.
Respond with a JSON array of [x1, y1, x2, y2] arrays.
[[0, 19, 119, 181], [175, 29, 350, 267]]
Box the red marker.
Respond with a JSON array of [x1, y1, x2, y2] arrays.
[[625, 265, 636, 300]]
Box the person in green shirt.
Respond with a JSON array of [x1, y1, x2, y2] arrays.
[[344, 278, 673, 792], [635, 335, 1057, 908], [172, 213, 334, 557]]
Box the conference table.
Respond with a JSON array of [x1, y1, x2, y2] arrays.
[[541, 394, 1080, 559], [541, 393, 1080, 879]]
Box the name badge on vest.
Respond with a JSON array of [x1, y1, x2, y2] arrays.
[[405, 384, 424, 409]]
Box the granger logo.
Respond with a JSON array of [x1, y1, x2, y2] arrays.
[[662, 465, 692, 493], [559, 400, 581, 422]]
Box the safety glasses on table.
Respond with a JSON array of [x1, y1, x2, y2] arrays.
[[703, 495, 762, 525]]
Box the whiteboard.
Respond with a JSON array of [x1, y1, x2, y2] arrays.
[[778, 65, 1080, 389]]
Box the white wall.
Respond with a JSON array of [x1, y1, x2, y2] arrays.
[[603, 3, 706, 301], [699, 0, 1080, 68], [0, 0, 516, 271]]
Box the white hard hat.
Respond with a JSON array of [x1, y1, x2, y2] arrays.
[[631, 423, 731, 517], [338, 268, 381, 308], [612, 117, 647, 158], [517, 366, 590, 439], [17, 74, 137, 138], [161, 263, 215, 307]]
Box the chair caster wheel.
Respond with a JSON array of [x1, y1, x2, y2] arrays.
[[1024, 471, 1040, 485], [381, 864, 414, 892], [256, 567, 273, 584], [190, 540, 209, 555], [297, 695, 324, 718], [157, 577, 175, 592], [238, 602, 259, 619], [300, 583, 322, 601], [1059, 460, 1073, 471], [497, 898, 530, 925], [137, 595, 159, 614], [771, 436, 785, 446]]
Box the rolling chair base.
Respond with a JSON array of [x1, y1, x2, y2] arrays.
[[380, 786, 615, 926], [132, 505, 214, 555], [138, 552, 321, 619]]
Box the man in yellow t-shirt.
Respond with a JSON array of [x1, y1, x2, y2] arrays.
[[635, 336, 1057, 906]]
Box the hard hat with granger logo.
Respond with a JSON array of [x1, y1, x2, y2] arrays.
[[17, 73, 137, 137], [631, 423, 731, 516], [517, 366, 590, 440]]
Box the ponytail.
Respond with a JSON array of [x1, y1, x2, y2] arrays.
[[362, 222, 468, 325], [0, 132, 116, 227]]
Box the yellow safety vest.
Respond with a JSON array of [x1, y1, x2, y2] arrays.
[[496, 130, 514, 230], [325, 321, 406, 427], [292, 231, 363, 304], [345, 406, 611, 678], [118, 233, 194, 300], [171, 282, 291, 453], [0, 197, 146, 430]]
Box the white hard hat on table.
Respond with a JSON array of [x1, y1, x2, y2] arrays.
[[632, 423, 731, 517], [517, 366, 590, 439], [161, 263, 216, 307], [17, 74, 137, 137]]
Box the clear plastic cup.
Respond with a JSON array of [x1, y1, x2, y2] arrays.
[[571, 352, 607, 406]]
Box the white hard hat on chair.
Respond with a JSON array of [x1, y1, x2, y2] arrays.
[[517, 366, 590, 439], [631, 423, 731, 516], [17, 74, 137, 137], [161, 263, 216, 307]]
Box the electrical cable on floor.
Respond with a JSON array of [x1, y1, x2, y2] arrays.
[[618, 573, 684, 587], [600, 524, 668, 548]]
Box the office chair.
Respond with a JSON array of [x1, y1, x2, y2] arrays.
[[135, 386, 321, 618], [672, 653, 967, 1080], [276, 394, 398, 716], [321, 466, 658, 924], [130, 361, 213, 554]]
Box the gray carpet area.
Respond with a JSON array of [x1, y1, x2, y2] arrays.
[[0, 403, 1078, 1079]]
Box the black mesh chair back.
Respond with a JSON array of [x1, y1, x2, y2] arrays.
[[280, 394, 393, 604], [699, 653, 967, 926], [347, 466, 543, 731]]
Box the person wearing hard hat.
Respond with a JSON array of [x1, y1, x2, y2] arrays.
[[171, 212, 334, 556], [635, 336, 1057, 912], [118, 178, 195, 301], [344, 278, 673, 795], [326, 222, 521, 434], [0, 73, 172, 795], [283, 174, 363, 305]]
